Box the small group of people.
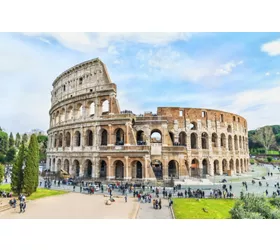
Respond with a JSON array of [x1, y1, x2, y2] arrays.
[[0, 191, 12, 198], [152, 198, 162, 209], [9, 194, 27, 213], [137, 193, 152, 203]]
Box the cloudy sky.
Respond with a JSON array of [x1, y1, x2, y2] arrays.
[[1, 32, 280, 133]]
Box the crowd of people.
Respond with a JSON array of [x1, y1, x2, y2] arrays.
[[8, 194, 27, 213]]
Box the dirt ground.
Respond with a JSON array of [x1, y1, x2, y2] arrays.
[[0, 193, 139, 219]]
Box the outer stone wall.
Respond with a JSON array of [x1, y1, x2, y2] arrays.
[[47, 58, 250, 181]]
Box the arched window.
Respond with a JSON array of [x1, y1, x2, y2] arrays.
[[101, 129, 108, 146], [201, 132, 208, 149], [179, 132, 187, 146], [212, 133, 218, 148], [220, 133, 226, 149], [234, 135, 238, 150], [202, 159, 208, 175], [65, 132, 71, 147], [73, 160, 80, 177], [58, 133, 63, 147], [168, 160, 179, 178], [137, 130, 145, 145], [100, 160, 107, 178], [191, 133, 197, 149], [115, 128, 125, 145], [151, 130, 162, 143], [89, 102, 95, 116], [228, 135, 233, 151], [86, 130, 93, 146], [74, 131, 81, 147], [102, 100, 109, 114], [227, 125, 232, 133]]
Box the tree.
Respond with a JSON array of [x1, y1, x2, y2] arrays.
[[23, 134, 39, 196], [9, 132, 15, 148], [267, 156, 273, 163], [11, 141, 25, 194], [0, 163, 4, 184], [22, 133, 28, 144], [5, 147, 17, 164], [15, 133, 21, 148], [252, 126, 276, 153], [0, 130, 8, 155], [37, 135, 48, 163]]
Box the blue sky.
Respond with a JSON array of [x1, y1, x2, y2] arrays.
[[1, 32, 280, 133]]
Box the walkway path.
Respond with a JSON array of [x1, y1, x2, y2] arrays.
[[136, 198, 172, 219]]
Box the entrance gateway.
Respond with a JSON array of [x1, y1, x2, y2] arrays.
[[151, 160, 163, 180]]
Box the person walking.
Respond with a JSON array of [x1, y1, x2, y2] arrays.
[[158, 198, 162, 209], [229, 185, 232, 192], [80, 185, 82, 193], [125, 193, 128, 203]]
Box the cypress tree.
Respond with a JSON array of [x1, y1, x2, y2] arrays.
[[9, 132, 15, 148], [22, 133, 28, 144], [11, 141, 25, 194], [23, 134, 39, 196], [0, 163, 4, 184], [15, 133, 21, 148]]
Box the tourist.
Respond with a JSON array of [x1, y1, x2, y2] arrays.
[[184, 189, 187, 198], [125, 193, 127, 203], [265, 190, 268, 196], [159, 198, 162, 209], [152, 199, 156, 209], [229, 185, 232, 191], [80, 185, 82, 193], [169, 199, 173, 208], [155, 199, 159, 209], [73, 185, 76, 191]]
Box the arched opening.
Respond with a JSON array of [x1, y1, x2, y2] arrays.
[[132, 161, 143, 179], [220, 133, 226, 149], [115, 128, 125, 145], [190, 122, 197, 130], [73, 160, 80, 177], [168, 160, 179, 178], [228, 135, 233, 151], [212, 133, 218, 148], [64, 159, 70, 174], [100, 160, 107, 178], [55, 111, 60, 124], [60, 108, 65, 122], [57, 159, 61, 172], [234, 135, 238, 150], [151, 159, 163, 180], [89, 102, 95, 117], [222, 159, 228, 174], [114, 160, 124, 179], [102, 100, 109, 114], [191, 159, 199, 177], [191, 133, 197, 149], [185, 160, 190, 176], [169, 132, 175, 145], [58, 133, 63, 147], [52, 158, 56, 171], [229, 159, 234, 172], [239, 136, 242, 149], [74, 131, 81, 146], [76, 103, 83, 119], [65, 132, 71, 147], [179, 132, 187, 146], [101, 129, 108, 146], [137, 130, 146, 145], [236, 159, 240, 173], [227, 125, 232, 133], [202, 159, 208, 175], [84, 160, 93, 178], [214, 160, 219, 175], [151, 130, 162, 143], [85, 129, 93, 146], [240, 159, 243, 173], [201, 132, 209, 149]]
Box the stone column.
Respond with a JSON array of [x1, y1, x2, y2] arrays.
[[124, 156, 130, 180], [163, 157, 168, 179], [107, 156, 113, 180], [125, 122, 130, 145], [208, 160, 214, 176], [108, 124, 113, 146]]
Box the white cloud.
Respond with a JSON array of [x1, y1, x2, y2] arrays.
[[22, 32, 191, 52], [276, 72, 280, 75], [265, 72, 270, 76], [261, 39, 280, 56], [214, 60, 243, 76]]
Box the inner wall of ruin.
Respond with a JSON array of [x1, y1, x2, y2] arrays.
[[46, 58, 250, 181]]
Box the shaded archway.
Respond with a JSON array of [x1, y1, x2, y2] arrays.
[[131, 161, 143, 179], [227, 125, 232, 133], [74, 131, 81, 146], [202, 159, 208, 175], [220, 133, 226, 149], [236, 159, 240, 173], [100, 160, 107, 178], [191, 159, 199, 177], [151, 159, 163, 179], [57, 159, 62, 172], [64, 159, 70, 174], [234, 135, 238, 150], [115, 128, 125, 145], [84, 160, 93, 178], [65, 132, 71, 147], [191, 133, 198, 149], [58, 133, 63, 147], [239, 136, 242, 149], [222, 159, 228, 174], [114, 160, 124, 179], [101, 129, 108, 146], [214, 160, 219, 175], [212, 133, 218, 148], [73, 160, 80, 177], [168, 160, 179, 178], [179, 131, 187, 146], [201, 132, 209, 149], [85, 129, 93, 146], [151, 130, 162, 143], [137, 130, 145, 145], [228, 135, 233, 151], [229, 159, 234, 172], [52, 158, 56, 171]]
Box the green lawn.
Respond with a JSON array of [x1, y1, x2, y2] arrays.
[[0, 184, 68, 200], [173, 198, 235, 219]]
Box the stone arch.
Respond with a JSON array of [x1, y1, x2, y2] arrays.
[[168, 160, 179, 178], [236, 159, 240, 173], [114, 160, 124, 179], [131, 160, 143, 179], [137, 130, 146, 145], [57, 159, 62, 172], [65, 132, 71, 147], [190, 122, 197, 130], [115, 128, 125, 145], [202, 158, 209, 175], [99, 160, 107, 178], [227, 125, 232, 133], [66, 105, 74, 120], [84, 159, 93, 178], [72, 159, 80, 177], [74, 131, 81, 146], [52, 158, 56, 171], [100, 129, 108, 146], [151, 159, 163, 179], [214, 160, 219, 175], [228, 135, 233, 151], [86, 100, 95, 117], [75, 102, 84, 119], [102, 99, 109, 114], [191, 133, 198, 149], [64, 159, 70, 174], [191, 158, 199, 177], [201, 132, 209, 149], [229, 159, 234, 172], [85, 129, 93, 146], [212, 133, 218, 148], [239, 136, 242, 149], [179, 131, 187, 146], [220, 133, 226, 149], [151, 129, 162, 143], [58, 133, 63, 147], [222, 159, 228, 174], [234, 135, 238, 150]]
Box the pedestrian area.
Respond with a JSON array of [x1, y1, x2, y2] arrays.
[[0, 193, 139, 219], [136, 198, 173, 219]]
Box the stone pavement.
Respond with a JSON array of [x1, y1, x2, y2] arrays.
[[136, 198, 172, 219]]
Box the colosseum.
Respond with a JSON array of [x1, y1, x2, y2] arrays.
[[47, 58, 250, 181]]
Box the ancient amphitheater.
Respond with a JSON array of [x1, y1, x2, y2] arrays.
[[47, 58, 250, 181]]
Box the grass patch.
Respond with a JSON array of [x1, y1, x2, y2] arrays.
[[173, 198, 235, 219], [0, 184, 68, 200]]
